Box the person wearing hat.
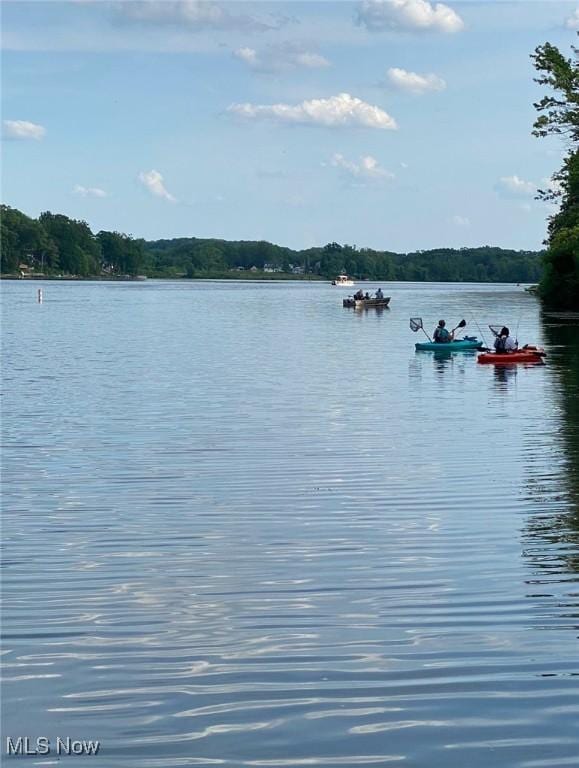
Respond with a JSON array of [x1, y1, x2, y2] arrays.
[[433, 319, 453, 343], [494, 326, 518, 353]]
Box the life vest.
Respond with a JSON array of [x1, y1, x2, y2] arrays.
[[434, 327, 450, 343], [494, 336, 507, 352]]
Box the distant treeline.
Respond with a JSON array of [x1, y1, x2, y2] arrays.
[[1, 204, 543, 283]]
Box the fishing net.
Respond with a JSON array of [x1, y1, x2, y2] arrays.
[[409, 318, 423, 332]]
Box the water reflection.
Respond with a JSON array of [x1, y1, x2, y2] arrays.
[[524, 312, 579, 576], [493, 365, 518, 389], [351, 306, 390, 316], [412, 348, 480, 381], [431, 350, 453, 364], [431, 351, 454, 379], [541, 312, 579, 512]]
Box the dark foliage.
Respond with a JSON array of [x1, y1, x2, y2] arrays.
[[532, 42, 579, 309]]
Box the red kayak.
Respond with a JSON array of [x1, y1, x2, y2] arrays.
[[477, 346, 546, 365]]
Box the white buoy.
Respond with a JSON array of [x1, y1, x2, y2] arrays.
[[37, 289, 43, 304]]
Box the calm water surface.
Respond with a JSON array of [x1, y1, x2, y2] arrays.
[[2, 280, 579, 767]]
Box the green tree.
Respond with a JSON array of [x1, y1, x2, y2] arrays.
[[0, 205, 59, 274], [39, 212, 101, 275], [97, 231, 144, 275], [532, 41, 579, 309]]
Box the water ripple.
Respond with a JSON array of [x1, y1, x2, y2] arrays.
[[2, 281, 578, 767]]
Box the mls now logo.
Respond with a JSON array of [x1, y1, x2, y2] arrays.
[[6, 737, 100, 756]]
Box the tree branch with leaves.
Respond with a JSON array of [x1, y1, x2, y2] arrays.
[[532, 40, 579, 309]]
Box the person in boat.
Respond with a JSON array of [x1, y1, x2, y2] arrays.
[[433, 320, 454, 343], [364, 292, 371, 300], [494, 327, 518, 353], [375, 288, 384, 299], [354, 289, 365, 300]]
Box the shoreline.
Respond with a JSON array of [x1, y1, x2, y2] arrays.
[[0, 273, 325, 282], [1, 274, 539, 287]]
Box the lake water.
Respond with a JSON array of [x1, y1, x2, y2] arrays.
[[2, 280, 578, 767]]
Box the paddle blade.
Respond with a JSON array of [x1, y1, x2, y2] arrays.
[[410, 318, 423, 333], [457, 319, 466, 328]]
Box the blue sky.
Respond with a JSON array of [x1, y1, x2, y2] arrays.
[[2, 1, 578, 251]]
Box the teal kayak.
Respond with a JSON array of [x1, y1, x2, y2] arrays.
[[415, 337, 483, 352]]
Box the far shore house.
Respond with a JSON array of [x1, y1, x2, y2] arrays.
[[263, 263, 283, 273], [19, 263, 33, 277]]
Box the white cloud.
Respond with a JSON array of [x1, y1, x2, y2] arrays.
[[386, 67, 446, 94], [495, 175, 536, 198], [233, 44, 330, 73], [228, 93, 397, 130], [295, 52, 330, 69], [3, 119, 46, 140], [234, 47, 259, 66], [451, 214, 470, 227], [118, 1, 279, 32], [565, 8, 579, 29], [73, 184, 107, 198], [121, 0, 222, 25], [138, 170, 176, 202], [330, 153, 395, 181], [357, 0, 464, 33]]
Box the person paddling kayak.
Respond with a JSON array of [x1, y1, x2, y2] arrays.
[[433, 320, 454, 343]]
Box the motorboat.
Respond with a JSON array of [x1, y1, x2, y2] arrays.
[[332, 275, 354, 286], [343, 296, 390, 308]]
